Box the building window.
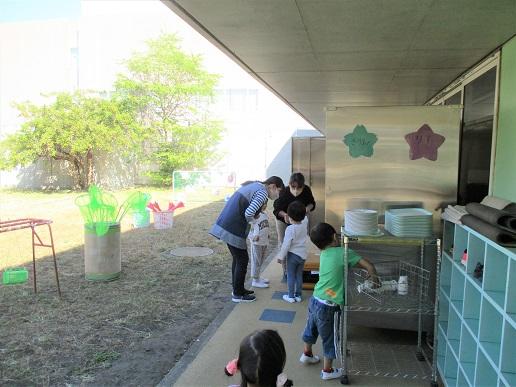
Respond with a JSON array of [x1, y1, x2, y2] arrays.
[[458, 67, 497, 204], [444, 91, 461, 105], [429, 53, 499, 205]]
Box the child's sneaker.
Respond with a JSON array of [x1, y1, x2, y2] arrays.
[[232, 294, 256, 303], [321, 368, 342, 380], [294, 296, 302, 302], [252, 279, 269, 288], [299, 353, 320, 364], [282, 294, 296, 303]]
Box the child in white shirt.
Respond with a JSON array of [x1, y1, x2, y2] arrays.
[[249, 202, 270, 288], [275, 201, 308, 302]]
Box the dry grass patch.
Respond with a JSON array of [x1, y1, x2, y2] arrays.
[[0, 188, 248, 385]]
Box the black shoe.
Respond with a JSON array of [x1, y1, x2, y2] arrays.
[[232, 293, 256, 303], [232, 289, 255, 297]]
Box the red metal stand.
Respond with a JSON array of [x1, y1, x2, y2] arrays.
[[0, 218, 62, 296]]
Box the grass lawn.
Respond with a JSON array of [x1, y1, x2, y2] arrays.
[[0, 187, 246, 385]]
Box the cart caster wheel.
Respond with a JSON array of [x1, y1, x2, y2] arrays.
[[430, 381, 438, 387], [416, 351, 425, 361], [340, 375, 349, 385]]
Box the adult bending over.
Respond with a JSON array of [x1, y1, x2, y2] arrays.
[[273, 172, 316, 279], [210, 176, 284, 303]]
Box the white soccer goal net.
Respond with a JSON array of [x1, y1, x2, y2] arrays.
[[171, 170, 237, 202]]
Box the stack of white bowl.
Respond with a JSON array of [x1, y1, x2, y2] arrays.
[[343, 209, 379, 236]]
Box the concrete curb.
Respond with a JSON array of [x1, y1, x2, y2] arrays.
[[156, 300, 236, 387], [157, 246, 279, 386]]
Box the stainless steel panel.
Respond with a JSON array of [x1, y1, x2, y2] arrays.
[[325, 106, 461, 232], [291, 137, 326, 230], [291, 138, 310, 176], [308, 137, 325, 229]]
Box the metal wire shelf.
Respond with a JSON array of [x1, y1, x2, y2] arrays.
[[337, 235, 441, 386], [348, 261, 433, 314]]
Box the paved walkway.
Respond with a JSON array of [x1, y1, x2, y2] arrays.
[[159, 255, 433, 387]]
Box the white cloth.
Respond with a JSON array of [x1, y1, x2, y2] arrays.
[[357, 279, 398, 294], [480, 195, 511, 210], [248, 211, 269, 246], [277, 217, 308, 260], [441, 205, 467, 224]]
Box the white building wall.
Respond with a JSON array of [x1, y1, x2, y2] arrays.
[[0, 0, 312, 189], [0, 19, 78, 187]]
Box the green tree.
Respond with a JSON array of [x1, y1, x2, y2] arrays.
[[0, 92, 145, 189], [115, 33, 224, 185]]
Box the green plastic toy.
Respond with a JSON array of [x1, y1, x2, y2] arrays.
[[116, 192, 151, 223], [75, 186, 151, 236], [2, 268, 29, 285]]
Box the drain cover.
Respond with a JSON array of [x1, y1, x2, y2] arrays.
[[169, 247, 214, 257]]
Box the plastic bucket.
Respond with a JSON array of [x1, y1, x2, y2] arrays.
[[132, 210, 150, 228], [153, 211, 174, 229], [84, 223, 121, 281]]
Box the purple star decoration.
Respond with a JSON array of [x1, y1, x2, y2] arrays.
[[405, 124, 445, 161]]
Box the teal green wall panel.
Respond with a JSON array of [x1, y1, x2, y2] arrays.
[[493, 37, 516, 201]]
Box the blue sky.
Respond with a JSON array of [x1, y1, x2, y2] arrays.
[[0, 0, 80, 23]]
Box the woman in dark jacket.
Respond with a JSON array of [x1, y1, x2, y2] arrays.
[[273, 173, 316, 280], [210, 176, 284, 303]]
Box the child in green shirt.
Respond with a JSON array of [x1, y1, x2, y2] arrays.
[[299, 222, 379, 380]]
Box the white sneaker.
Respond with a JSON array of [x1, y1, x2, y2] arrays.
[[252, 279, 269, 288], [282, 294, 296, 303], [321, 368, 342, 380], [259, 277, 270, 284], [294, 296, 302, 302], [299, 353, 320, 364]]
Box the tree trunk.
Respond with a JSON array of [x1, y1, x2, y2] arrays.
[[72, 157, 85, 190], [53, 149, 85, 190], [86, 150, 94, 188]]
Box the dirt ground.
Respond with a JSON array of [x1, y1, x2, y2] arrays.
[[0, 189, 276, 386]]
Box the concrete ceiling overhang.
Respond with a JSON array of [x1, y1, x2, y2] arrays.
[[163, 0, 516, 132]]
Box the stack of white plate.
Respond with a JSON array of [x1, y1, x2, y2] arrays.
[[343, 209, 380, 236], [385, 208, 433, 237]]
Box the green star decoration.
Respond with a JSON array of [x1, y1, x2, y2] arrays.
[[343, 124, 378, 158]]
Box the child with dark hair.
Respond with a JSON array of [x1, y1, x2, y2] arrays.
[[275, 201, 308, 303], [227, 329, 293, 387], [299, 222, 379, 380]]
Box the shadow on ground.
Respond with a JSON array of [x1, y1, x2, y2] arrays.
[[0, 200, 247, 386]]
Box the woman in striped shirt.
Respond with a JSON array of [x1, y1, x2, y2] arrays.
[[210, 176, 284, 303]]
